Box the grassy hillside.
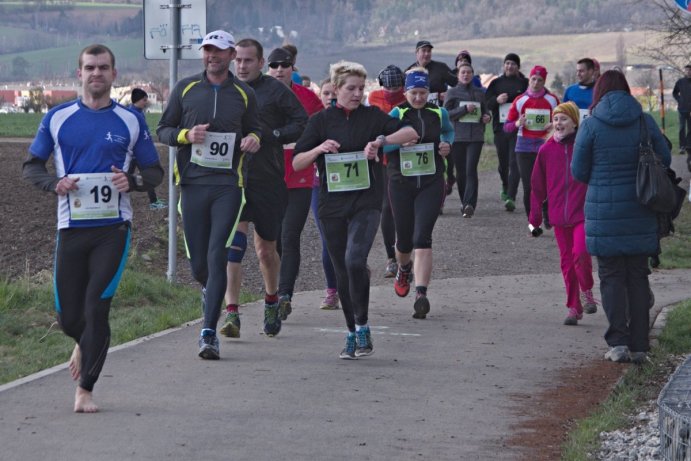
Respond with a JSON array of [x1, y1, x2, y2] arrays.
[[0, 38, 144, 79], [434, 30, 659, 69], [298, 30, 664, 83]]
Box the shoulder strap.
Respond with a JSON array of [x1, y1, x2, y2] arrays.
[[639, 114, 652, 147]]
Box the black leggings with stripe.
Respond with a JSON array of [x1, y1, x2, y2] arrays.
[[55, 223, 130, 392], [181, 184, 243, 331]]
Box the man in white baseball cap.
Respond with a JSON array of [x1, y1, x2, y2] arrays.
[[158, 28, 261, 360], [199, 30, 235, 50]]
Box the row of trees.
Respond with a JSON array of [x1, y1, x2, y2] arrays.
[[205, 0, 664, 52]]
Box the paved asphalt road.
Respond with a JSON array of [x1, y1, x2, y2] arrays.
[[1, 269, 690, 460], [1, 147, 689, 460]]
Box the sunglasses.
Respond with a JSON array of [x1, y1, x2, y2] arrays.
[[268, 62, 292, 69]]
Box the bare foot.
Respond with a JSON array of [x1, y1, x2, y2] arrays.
[[74, 387, 98, 413], [68, 344, 81, 381]]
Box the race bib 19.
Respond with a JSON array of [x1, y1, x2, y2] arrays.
[[499, 103, 511, 123], [324, 151, 370, 192], [524, 109, 550, 131], [68, 173, 119, 220], [191, 132, 237, 169], [399, 143, 436, 176], [458, 101, 482, 123]]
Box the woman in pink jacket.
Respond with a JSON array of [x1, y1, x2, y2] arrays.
[[529, 102, 597, 325]]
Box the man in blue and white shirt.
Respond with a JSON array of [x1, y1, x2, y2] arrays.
[[563, 58, 597, 123], [23, 44, 163, 413]]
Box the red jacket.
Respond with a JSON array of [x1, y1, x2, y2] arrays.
[[529, 133, 587, 228], [506, 90, 559, 140], [367, 89, 406, 114], [284, 83, 324, 189]]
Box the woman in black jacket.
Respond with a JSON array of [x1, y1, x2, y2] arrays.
[[293, 61, 417, 360]]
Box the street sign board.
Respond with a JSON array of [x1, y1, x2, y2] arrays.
[[674, 0, 691, 13], [144, 0, 207, 60]]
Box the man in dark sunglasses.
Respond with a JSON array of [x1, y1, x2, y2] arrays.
[[266, 47, 325, 320]]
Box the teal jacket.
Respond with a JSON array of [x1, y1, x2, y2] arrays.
[[572, 91, 671, 257]]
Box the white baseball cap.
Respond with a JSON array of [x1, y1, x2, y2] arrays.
[[199, 30, 235, 50]]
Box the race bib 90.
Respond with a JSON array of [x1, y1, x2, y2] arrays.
[[191, 132, 237, 169]]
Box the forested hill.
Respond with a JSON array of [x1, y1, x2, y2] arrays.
[[209, 0, 656, 52], [0, 0, 663, 82], [0, 0, 659, 55]]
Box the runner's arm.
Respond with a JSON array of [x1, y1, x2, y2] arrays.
[[440, 108, 455, 144], [22, 155, 60, 193], [444, 89, 468, 121], [128, 163, 165, 192], [274, 90, 308, 144], [485, 81, 499, 110]]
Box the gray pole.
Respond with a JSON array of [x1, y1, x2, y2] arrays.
[[166, 0, 181, 283]]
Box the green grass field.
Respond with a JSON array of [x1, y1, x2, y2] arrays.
[[0, 258, 259, 385], [0, 112, 161, 137], [0, 38, 144, 80]]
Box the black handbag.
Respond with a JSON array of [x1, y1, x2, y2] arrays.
[[636, 116, 676, 213], [657, 166, 687, 239]]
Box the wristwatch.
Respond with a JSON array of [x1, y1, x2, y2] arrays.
[[376, 134, 387, 146]]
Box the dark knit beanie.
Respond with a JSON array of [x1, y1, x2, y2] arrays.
[[131, 88, 147, 104], [455, 50, 472, 65], [378, 65, 405, 89], [504, 53, 520, 68]]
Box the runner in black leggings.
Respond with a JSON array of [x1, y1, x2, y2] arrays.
[[385, 67, 454, 319], [293, 61, 417, 360], [157, 30, 262, 359], [23, 44, 163, 412]]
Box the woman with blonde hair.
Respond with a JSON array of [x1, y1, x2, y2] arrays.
[[293, 61, 417, 359]]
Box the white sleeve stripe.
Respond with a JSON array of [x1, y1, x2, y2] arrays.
[[49, 103, 80, 177]]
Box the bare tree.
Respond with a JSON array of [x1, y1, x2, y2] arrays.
[[143, 61, 170, 106], [634, 0, 691, 72]]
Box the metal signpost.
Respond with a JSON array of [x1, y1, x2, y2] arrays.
[[143, 0, 206, 282]]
